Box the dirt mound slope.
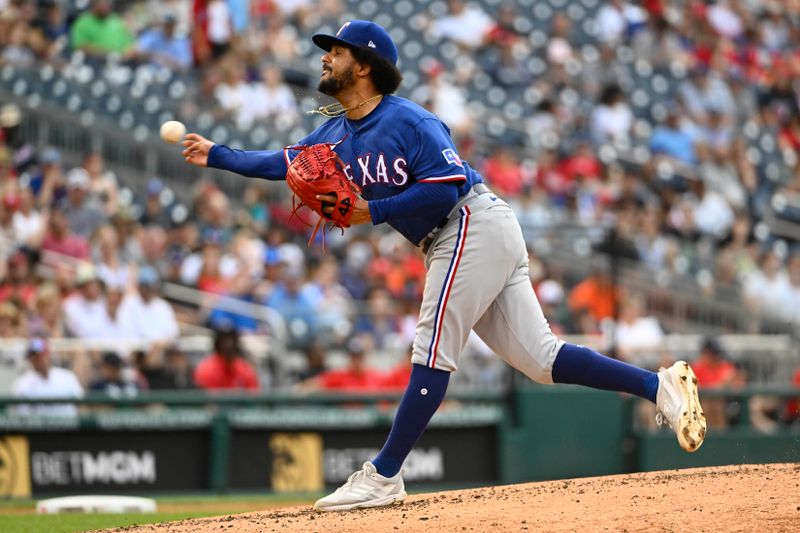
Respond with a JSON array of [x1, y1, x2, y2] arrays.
[[112, 463, 800, 533]]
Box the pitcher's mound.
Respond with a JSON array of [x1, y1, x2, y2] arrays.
[[116, 463, 799, 533]]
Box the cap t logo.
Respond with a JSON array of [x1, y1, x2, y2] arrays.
[[336, 22, 351, 37], [368, 40, 376, 48]]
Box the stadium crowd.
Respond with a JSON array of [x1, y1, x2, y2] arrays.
[[1, 0, 800, 424]]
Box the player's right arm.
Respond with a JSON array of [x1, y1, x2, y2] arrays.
[[182, 133, 289, 180]]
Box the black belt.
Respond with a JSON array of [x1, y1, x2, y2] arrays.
[[419, 183, 493, 253]]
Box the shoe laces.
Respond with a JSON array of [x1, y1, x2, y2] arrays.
[[345, 469, 365, 486], [337, 464, 372, 493]]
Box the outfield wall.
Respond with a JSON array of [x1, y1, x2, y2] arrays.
[[0, 388, 797, 498], [502, 387, 800, 482]]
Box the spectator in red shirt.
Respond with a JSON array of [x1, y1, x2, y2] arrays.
[[779, 114, 800, 153], [559, 141, 602, 185], [692, 337, 736, 428], [485, 4, 522, 48], [643, 0, 665, 17], [483, 147, 530, 197], [692, 337, 736, 388], [302, 337, 383, 393], [196, 241, 229, 294], [380, 345, 413, 392], [194, 326, 259, 390], [534, 149, 569, 201], [191, 0, 212, 65]]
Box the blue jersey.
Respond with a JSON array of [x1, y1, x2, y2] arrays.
[[292, 96, 483, 244], [208, 95, 484, 245]]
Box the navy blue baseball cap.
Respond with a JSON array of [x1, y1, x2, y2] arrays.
[[313, 20, 398, 66], [27, 337, 48, 356]]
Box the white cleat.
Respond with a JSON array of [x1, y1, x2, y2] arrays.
[[656, 361, 707, 452], [314, 461, 407, 512]]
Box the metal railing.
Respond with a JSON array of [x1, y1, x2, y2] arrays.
[[161, 282, 288, 345], [4, 90, 241, 203], [0, 389, 502, 407], [1, 386, 797, 434], [534, 224, 799, 336]]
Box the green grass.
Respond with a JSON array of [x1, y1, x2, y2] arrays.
[[0, 492, 315, 510], [0, 511, 219, 533], [0, 493, 318, 533]]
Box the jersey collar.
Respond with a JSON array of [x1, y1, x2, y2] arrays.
[[344, 94, 391, 130]]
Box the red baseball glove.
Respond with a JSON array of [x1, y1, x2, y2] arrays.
[[285, 142, 361, 245]]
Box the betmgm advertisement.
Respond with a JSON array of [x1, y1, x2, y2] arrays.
[[264, 432, 446, 493], [1, 425, 497, 496], [1, 435, 159, 498], [0, 435, 31, 498], [2, 430, 208, 496], [231, 426, 499, 492]]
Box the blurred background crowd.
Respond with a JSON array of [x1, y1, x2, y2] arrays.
[[0, 0, 799, 428]]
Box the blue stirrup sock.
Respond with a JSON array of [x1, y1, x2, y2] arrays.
[[552, 343, 659, 403], [372, 363, 450, 478]]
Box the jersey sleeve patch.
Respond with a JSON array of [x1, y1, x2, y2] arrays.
[[441, 148, 464, 168], [407, 119, 468, 185]]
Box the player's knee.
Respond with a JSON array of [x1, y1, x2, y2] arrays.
[[523, 366, 553, 384], [410, 350, 458, 373], [523, 334, 564, 385]]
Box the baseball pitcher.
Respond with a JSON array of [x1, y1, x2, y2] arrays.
[[183, 20, 706, 512]]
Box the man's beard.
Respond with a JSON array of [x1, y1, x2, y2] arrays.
[[317, 65, 355, 96]]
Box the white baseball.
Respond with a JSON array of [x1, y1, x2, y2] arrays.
[[160, 120, 186, 144]]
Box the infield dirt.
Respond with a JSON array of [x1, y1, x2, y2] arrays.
[[109, 463, 799, 533]]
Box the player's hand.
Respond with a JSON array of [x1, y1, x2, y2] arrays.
[[182, 133, 215, 167], [316, 194, 372, 225]]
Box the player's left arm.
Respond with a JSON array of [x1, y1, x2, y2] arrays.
[[317, 181, 458, 225]]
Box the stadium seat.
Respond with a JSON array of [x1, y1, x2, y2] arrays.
[[394, 1, 415, 17], [567, 4, 587, 23], [533, 4, 553, 22]]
